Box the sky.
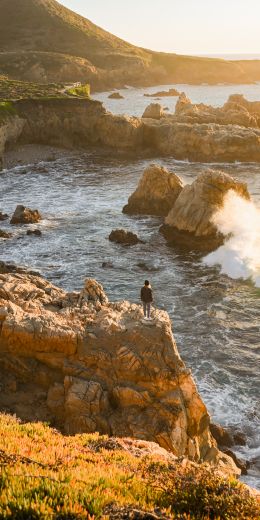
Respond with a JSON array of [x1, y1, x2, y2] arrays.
[[58, 0, 260, 55]]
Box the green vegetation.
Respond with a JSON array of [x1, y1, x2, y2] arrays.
[[0, 101, 17, 120], [0, 77, 91, 103], [0, 414, 259, 519], [66, 83, 90, 98]]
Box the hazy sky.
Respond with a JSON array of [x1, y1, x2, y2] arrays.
[[58, 0, 260, 55]]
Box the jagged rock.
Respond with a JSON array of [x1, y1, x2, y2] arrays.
[[210, 423, 247, 448], [0, 271, 240, 476], [108, 92, 124, 99], [109, 229, 143, 245], [78, 278, 108, 306], [10, 205, 41, 225], [142, 103, 164, 119], [0, 230, 12, 239], [26, 229, 42, 236], [162, 170, 250, 250], [175, 92, 192, 114], [0, 212, 8, 221], [123, 163, 183, 216]]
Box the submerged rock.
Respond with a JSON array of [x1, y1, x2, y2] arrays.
[[0, 212, 8, 221], [123, 163, 183, 216], [10, 205, 42, 225], [109, 229, 144, 245], [26, 229, 42, 236], [162, 170, 250, 250], [0, 230, 12, 239], [0, 271, 239, 476]]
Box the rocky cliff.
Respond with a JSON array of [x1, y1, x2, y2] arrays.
[[0, 268, 238, 475], [1, 93, 260, 166]]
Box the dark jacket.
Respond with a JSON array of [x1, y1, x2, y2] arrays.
[[141, 286, 153, 303]]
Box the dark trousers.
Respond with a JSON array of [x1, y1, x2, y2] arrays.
[[143, 302, 151, 318]]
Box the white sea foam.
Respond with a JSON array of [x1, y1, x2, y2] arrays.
[[204, 190, 260, 287]]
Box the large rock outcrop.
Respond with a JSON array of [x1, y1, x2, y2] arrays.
[[162, 170, 250, 250], [0, 270, 238, 474], [2, 94, 260, 165], [123, 163, 184, 216], [174, 93, 260, 128]]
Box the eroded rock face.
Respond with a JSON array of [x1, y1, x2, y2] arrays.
[[0, 271, 238, 474], [142, 103, 164, 119], [10, 205, 42, 225], [123, 163, 184, 216], [162, 170, 250, 250]]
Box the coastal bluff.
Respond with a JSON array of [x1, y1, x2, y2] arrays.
[[0, 267, 238, 476], [1, 92, 260, 167]]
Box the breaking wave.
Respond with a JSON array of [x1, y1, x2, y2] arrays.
[[204, 190, 260, 287]]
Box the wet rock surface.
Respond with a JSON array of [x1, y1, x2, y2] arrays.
[[164, 170, 250, 249], [109, 229, 144, 245], [10, 205, 42, 225]]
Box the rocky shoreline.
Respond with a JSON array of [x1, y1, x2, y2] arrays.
[[0, 263, 241, 479], [1, 93, 260, 168]]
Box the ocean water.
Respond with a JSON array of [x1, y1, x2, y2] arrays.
[[92, 82, 260, 117], [1, 84, 260, 489]]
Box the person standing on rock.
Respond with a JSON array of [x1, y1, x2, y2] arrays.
[[141, 280, 153, 320]]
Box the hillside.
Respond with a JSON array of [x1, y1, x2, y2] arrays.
[[1, 0, 260, 89]]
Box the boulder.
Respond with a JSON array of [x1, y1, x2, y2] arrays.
[[10, 205, 41, 225], [0, 271, 240, 475], [0, 230, 12, 239], [109, 229, 143, 245], [142, 103, 164, 120], [162, 170, 250, 250], [0, 212, 8, 221], [123, 163, 183, 216], [108, 92, 124, 99], [26, 229, 42, 236]]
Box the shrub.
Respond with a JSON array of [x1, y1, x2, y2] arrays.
[[143, 461, 260, 520], [66, 83, 90, 98]]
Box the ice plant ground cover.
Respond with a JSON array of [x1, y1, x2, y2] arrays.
[[0, 414, 259, 519]]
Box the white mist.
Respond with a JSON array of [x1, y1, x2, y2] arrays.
[[204, 190, 260, 287]]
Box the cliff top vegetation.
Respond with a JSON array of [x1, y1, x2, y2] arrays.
[[0, 413, 259, 519], [0, 76, 90, 102]]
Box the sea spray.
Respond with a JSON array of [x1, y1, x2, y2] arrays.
[[204, 190, 260, 287]]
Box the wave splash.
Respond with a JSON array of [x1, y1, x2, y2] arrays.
[[204, 190, 260, 287]]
